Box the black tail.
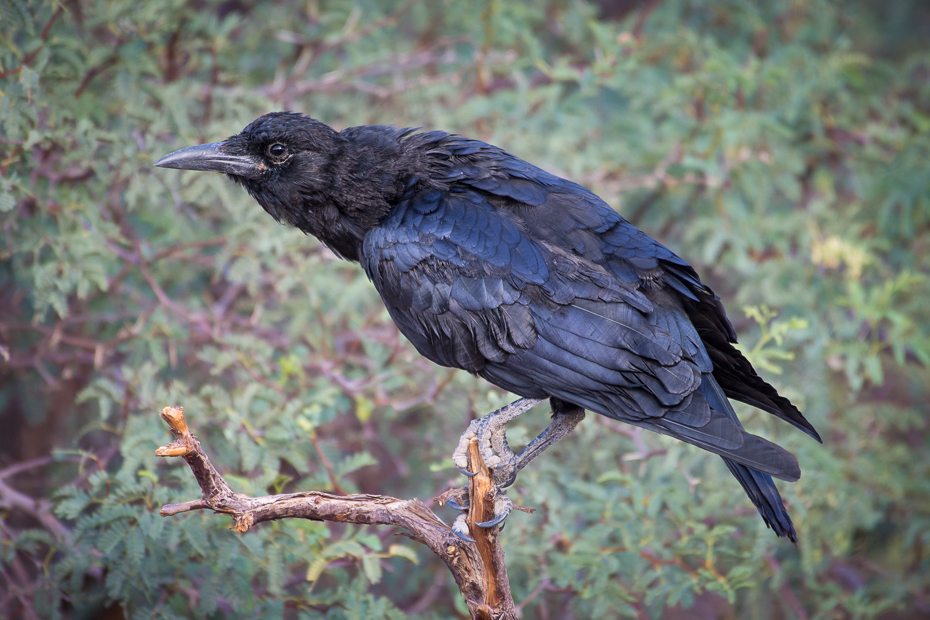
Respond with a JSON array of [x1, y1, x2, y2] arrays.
[[700, 375, 798, 542], [723, 458, 797, 542]]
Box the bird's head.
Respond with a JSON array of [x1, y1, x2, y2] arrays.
[[155, 112, 343, 231], [157, 112, 425, 260]]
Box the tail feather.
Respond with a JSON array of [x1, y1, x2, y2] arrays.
[[700, 374, 798, 542], [723, 458, 797, 542], [546, 372, 802, 541]]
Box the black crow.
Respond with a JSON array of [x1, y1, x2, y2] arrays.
[[156, 112, 820, 542]]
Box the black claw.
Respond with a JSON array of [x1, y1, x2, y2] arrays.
[[496, 472, 517, 489], [452, 529, 476, 543], [475, 512, 510, 528], [492, 459, 518, 489], [452, 513, 475, 543], [456, 466, 478, 477], [446, 497, 470, 511]]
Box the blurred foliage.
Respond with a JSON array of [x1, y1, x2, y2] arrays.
[[2, 0, 929, 618]]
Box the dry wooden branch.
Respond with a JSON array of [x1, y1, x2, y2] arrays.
[[465, 439, 515, 619], [155, 406, 519, 619]]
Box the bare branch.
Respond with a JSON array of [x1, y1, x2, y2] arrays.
[[0, 477, 70, 543], [156, 406, 520, 619], [158, 498, 208, 516]]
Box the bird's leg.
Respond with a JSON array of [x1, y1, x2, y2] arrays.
[[494, 400, 586, 488], [452, 398, 544, 475], [449, 398, 586, 537]]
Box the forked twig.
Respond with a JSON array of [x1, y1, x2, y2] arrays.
[[155, 406, 520, 619]]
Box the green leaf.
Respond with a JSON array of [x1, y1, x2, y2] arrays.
[[362, 554, 382, 584], [387, 544, 418, 565]]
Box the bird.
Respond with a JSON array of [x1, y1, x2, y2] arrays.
[[156, 112, 821, 542]]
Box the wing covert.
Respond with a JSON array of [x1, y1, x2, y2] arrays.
[[364, 187, 705, 416]]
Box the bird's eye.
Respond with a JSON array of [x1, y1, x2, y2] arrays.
[[267, 143, 288, 160]]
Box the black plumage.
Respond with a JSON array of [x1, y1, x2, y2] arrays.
[[156, 112, 821, 541]]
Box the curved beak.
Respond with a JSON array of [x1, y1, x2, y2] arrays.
[[155, 142, 263, 179]]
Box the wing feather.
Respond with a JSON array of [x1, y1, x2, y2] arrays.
[[364, 181, 806, 491]]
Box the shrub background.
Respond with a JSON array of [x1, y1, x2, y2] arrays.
[[1, 0, 929, 618]]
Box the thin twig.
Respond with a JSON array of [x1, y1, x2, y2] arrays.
[[0, 476, 70, 542], [766, 555, 808, 620], [516, 578, 551, 614], [159, 498, 208, 516], [309, 431, 349, 495], [0, 455, 81, 479], [74, 57, 118, 98], [0, 7, 63, 80]]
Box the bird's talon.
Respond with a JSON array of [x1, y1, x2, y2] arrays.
[[446, 497, 470, 511], [453, 529, 475, 543], [475, 512, 509, 528], [456, 465, 478, 477], [452, 513, 474, 542], [475, 494, 513, 528], [493, 461, 518, 489]]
